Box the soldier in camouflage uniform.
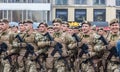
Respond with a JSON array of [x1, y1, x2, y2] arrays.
[[10, 20, 38, 72], [22, 20, 38, 72], [47, 26, 54, 36], [61, 22, 78, 72], [15, 21, 27, 72], [105, 19, 120, 72], [0, 19, 12, 72], [19, 21, 26, 33], [67, 27, 81, 72], [51, 18, 74, 72], [10, 25, 18, 33], [35, 22, 55, 72], [68, 21, 106, 72], [61, 21, 69, 33]]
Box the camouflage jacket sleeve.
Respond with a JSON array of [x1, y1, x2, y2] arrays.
[[35, 33, 56, 48], [68, 33, 83, 49]]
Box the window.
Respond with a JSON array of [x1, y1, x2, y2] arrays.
[[94, 9, 106, 21], [3, 10, 7, 18], [5, 0, 48, 3], [116, 10, 120, 22], [93, 0, 106, 5], [31, 0, 48, 3], [74, 0, 87, 5], [32, 11, 47, 22], [0, 0, 4, 3], [12, 10, 22, 22], [3, 0, 8, 3], [116, 0, 120, 6], [56, 9, 68, 21], [55, 0, 68, 5], [0, 10, 49, 22], [75, 9, 86, 22], [0, 10, 3, 19], [8, 0, 21, 3]]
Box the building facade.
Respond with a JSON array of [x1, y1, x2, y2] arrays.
[[0, 0, 51, 23], [52, 0, 120, 25]]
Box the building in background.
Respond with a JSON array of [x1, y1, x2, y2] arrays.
[[0, 0, 51, 23], [1, 0, 120, 27], [52, 0, 120, 27]]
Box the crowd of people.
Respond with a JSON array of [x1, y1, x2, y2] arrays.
[[0, 18, 119, 72]]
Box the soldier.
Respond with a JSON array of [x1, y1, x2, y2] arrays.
[[68, 21, 106, 72], [11, 25, 18, 33], [52, 18, 74, 72], [22, 19, 38, 72], [10, 19, 38, 72], [97, 27, 104, 36], [105, 19, 120, 72], [0, 19, 12, 72], [61, 21, 69, 33], [73, 27, 80, 34], [67, 27, 81, 72], [47, 26, 54, 36], [35, 22, 56, 72], [67, 27, 75, 35], [19, 21, 26, 33]]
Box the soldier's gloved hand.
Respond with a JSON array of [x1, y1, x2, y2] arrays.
[[78, 42, 83, 47], [54, 38, 62, 43], [108, 41, 116, 49], [82, 39, 88, 44], [67, 51, 72, 55], [94, 45, 103, 52], [6, 49, 15, 55], [50, 41, 57, 47], [18, 43, 27, 48], [37, 41, 50, 47], [102, 45, 108, 50], [68, 42, 82, 49], [37, 41, 56, 47], [12, 42, 19, 48]]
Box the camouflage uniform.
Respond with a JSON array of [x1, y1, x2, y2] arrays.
[[103, 19, 120, 72], [79, 33, 96, 72], [71, 21, 105, 72], [92, 33, 106, 72], [106, 32, 120, 72], [35, 32, 54, 72], [52, 31, 73, 72], [23, 31, 38, 72], [0, 31, 13, 72], [9, 30, 38, 72], [67, 27, 82, 72], [0, 19, 12, 72]]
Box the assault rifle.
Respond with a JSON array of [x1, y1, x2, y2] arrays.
[[15, 34, 41, 71], [2, 42, 17, 72], [43, 32, 71, 71]]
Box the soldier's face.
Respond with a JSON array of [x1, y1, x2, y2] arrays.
[[24, 23, 33, 30], [110, 23, 119, 33], [47, 29, 54, 34], [11, 27, 18, 33], [97, 30, 104, 35], [19, 24, 26, 32], [67, 28, 74, 35], [38, 24, 47, 33], [53, 22, 61, 32], [74, 29, 79, 34], [61, 24, 68, 32], [0, 23, 3, 31], [0, 22, 8, 31], [82, 24, 91, 33]]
